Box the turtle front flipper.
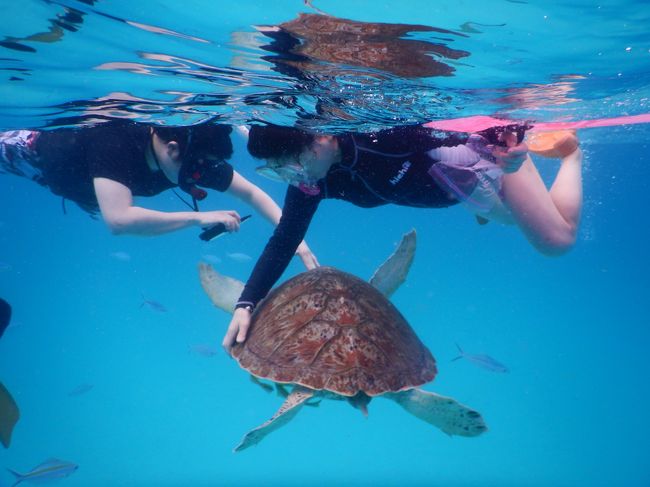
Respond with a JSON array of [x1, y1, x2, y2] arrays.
[[234, 386, 315, 452], [369, 229, 416, 298], [198, 263, 244, 314], [386, 389, 487, 437]]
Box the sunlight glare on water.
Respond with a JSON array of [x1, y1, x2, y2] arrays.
[[0, 0, 648, 130]]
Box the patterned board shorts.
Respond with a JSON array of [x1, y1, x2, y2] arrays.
[[0, 130, 42, 182]]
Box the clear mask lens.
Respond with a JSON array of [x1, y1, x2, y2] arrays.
[[256, 162, 306, 185], [255, 166, 287, 182]]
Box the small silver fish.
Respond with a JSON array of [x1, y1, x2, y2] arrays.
[[0, 262, 12, 272], [189, 344, 218, 357], [201, 254, 222, 265], [67, 383, 94, 397], [140, 295, 168, 313], [452, 343, 509, 373], [8, 458, 78, 486], [226, 252, 252, 263], [110, 251, 131, 262]]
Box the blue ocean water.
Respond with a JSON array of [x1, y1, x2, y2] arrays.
[[1, 1, 650, 486]]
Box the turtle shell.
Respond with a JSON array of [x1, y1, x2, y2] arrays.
[[232, 267, 436, 396]]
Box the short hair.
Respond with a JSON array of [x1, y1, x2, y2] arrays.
[[152, 123, 233, 161], [247, 124, 316, 160]]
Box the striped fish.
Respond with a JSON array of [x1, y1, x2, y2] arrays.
[[7, 458, 78, 486], [452, 343, 509, 373]]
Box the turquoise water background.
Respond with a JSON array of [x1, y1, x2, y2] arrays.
[[1, 1, 650, 486]]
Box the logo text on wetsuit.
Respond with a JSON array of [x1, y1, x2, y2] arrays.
[[390, 161, 411, 185]]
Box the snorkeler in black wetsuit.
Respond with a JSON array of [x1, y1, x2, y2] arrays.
[[0, 121, 318, 266], [224, 121, 583, 351], [4, 120, 235, 214], [235, 123, 527, 310]]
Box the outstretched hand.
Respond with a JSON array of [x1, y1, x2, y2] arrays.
[[198, 210, 242, 232], [490, 131, 529, 173], [223, 307, 251, 354]]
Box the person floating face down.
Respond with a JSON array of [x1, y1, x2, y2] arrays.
[[0, 121, 317, 268], [222, 121, 583, 350]]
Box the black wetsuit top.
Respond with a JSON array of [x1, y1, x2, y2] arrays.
[[238, 125, 477, 307], [34, 121, 234, 213], [238, 123, 528, 308]]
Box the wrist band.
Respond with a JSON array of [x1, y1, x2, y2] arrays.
[[235, 301, 255, 313]]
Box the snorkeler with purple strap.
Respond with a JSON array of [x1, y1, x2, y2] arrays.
[[0, 121, 318, 268], [222, 119, 584, 351]]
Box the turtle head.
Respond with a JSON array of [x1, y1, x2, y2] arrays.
[[347, 392, 372, 417]]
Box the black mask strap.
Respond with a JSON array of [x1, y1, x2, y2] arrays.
[[172, 188, 200, 212]]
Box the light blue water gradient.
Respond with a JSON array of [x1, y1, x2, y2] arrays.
[[1, 1, 650, 486]]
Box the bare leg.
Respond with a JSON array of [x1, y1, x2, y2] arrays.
[[549, 147, 583, 232], [500, 147, 583, 256]]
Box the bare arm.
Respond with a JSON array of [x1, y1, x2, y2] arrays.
[[500, 147, 583, 256], [223, 185, 322, 352], [94, 177, 241, 236], [225, 171, 319, 269]]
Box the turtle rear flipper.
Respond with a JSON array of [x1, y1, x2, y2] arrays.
[[235, 386, 315, 452], [386, 389, 487, 437]]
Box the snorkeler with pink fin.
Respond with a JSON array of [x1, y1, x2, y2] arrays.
[[222, 110, 650, 350], [222, 117, 588, 350]]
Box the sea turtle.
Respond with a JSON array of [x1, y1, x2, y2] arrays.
[[199, 230, 487, 451]]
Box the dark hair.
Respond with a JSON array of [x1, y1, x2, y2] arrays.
[[476, 123, 531, 146], [247, 124, 316, 160], [152, 123, 234, 162]]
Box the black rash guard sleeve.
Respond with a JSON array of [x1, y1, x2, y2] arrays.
[[238, 185, 322, 307]]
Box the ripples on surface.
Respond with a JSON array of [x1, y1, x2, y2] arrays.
[[1, 0, 649, 131]]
